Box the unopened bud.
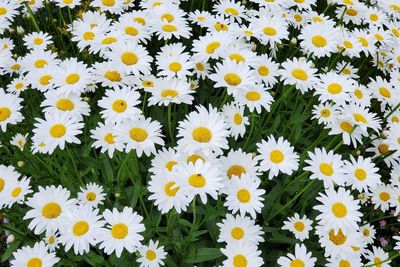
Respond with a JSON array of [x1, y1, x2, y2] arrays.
[[6, 234, 15, 244], [17, 161, 25, 168]]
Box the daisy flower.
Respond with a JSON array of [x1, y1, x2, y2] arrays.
[[304, 147, 346, 189], [279, 57, 318, 93], [369, 184, 394, 212], [53, 58, 92, 95], [10, 133, 28, 151], [10, 241, 59, 267], [234, 83, 274, 114], [90, 122, 125, 158], [41, 91, 91, 119], [44, 230, 60, 252], [192, 31, 232, 61], [59, 205, 105, 255], [97, 207, 145, 258], [250, 55, 279, 87], [221, 242, 264, 267], [24, 185, 77, 235], [277, 243, 317, 267], [221, 102, 249, 140], [209, 59, 256, 96], [174, 159, 224, 204], [365, 246, 391, 267], [219, 148, 260, 181], [315, 72, 353, 105], [311, 103, 339, 125], [282, 213, 313, 241], [253, 15, 289, 47], [177, 105, 229, 156], [314, 187, 362, 234], [97, 86, 141, 125], [91, 61, 134, 88], [299, 23, 340, 58], [77, 183, 106, 208], [148, 78, 194, 106], [343, 156, 381, 193], [359, 223, 376, 244], [217, 213, 264, 245], [223, 175, 265, 219], [0, 89, 23, 132], [23, 31, 53, 50], [115, 116, 165, 157], [137, 240, 167, 267], [255, 135, 299, 179], [32, 111, 84, 154]]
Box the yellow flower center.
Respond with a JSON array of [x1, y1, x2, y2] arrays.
[[165, 161, 177, 172], [379, 87, 391, 98], [263, 27, 277, 36], [343, 40, 353, 49], [83, 31, 95, 41], [104, 133, 115, 144], [363, 229, 370, 237], [188, 174, 206, 188], [237, 188, 251, 203], [246, 91, 261, 101], [354, 168, 367, 181], [332, 202, 347, 218], [39, 75, 52, 86], [146, 249, 157, 261], [312, 35, 327, 47], [353, 113, 367, 124], [33, 37, 43, 45], [134, 17, 146, 25], [224, 73, 242, 86], [57, 98, 74, 111], [329, 228, 347, 245], [258, 66, 269, 76], [125, 26, 139, 36], [49, 124, 66, 138], [227, 165, 246, 178], [11, 187, 21, 198], [294, 221, 305, 232], [320, 108, 331, 118], [354, 89, 363, 99], [86, 192, 97, 201], [34, 59, 47, 68], [270, 149, 284, 163], [121, 52, 138, 65], [196, 63, 205, 71], [112, 100, 127, 113], [0, 178, 4, 192], [11, 64, 20, 71], [111, 223, 128, 239], [0, 8, 8, 15], [0, 107, 11, 122], [164, 181, 179, 196], [234, 113, 242, 125], [187, 154, 205, 164], [231, 227, 244, 240], [340, 121, 353, 133], [102, 0, 115, 6], [378, 144, 389, 154], [192, 127, 212, 143], [105, 71, 122, 82], [162, 24, 177, 32], [225, 7, 239, 16], [42, 202, 62, 219], [291, 69, 308, 81], [233, 254, 247, 267], [206, 42, 221, 54], [370, 13, 378, 21], [327, 83, 343, 94], [48, 236, 55, 244], [214, 22, 228, 31], [290, 259, 305, 267], [73, 221, 89, 236], [65, 73, 80, 85], [101, 37, 117, 45], [229, 53, 245, 63], [129, 128, 148, 142], [27, 258, 43, 267], [169, 62, 182, 72], [161, 13, 174, 23], [319, 163, 333, 176], [379, 192, 390, 201], [374, 258, 383, 267], [346, 8, 358, 16]]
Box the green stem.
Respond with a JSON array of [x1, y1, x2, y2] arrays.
[[24, 2, 40, 32], [384, 102, 400, 121], [244, 112, 256, 148], [167, 103, 175, 145], [362, 253, 400, 267]]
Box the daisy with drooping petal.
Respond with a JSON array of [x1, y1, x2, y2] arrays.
[[255, 135, 299, 180], [223, 175, 265, 219], [282, 213, 313, 241], [217, 213, 264, 245], [10, 241, 59, 267], [24, 185, 77, 235], [277, 243, 317, 267], [177, 105, 229, 156], [97, 207, 145, 258], [59, 205, 105, 255], [77, 183, 106, 208], [137, 239, 167, 267], [304, 147, 346, 189], [115, 116, 165, 157], [10, 133, 28, 151], [314, 187, 362, 234]]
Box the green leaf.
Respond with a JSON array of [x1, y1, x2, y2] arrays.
[[186, 247, 222, 264], [1, 241, 21, 262]]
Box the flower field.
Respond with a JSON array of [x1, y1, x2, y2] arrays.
[[1, 0, 400, 266]]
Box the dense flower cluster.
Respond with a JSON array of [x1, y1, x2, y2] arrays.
[[0, 0, 400, 266]]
